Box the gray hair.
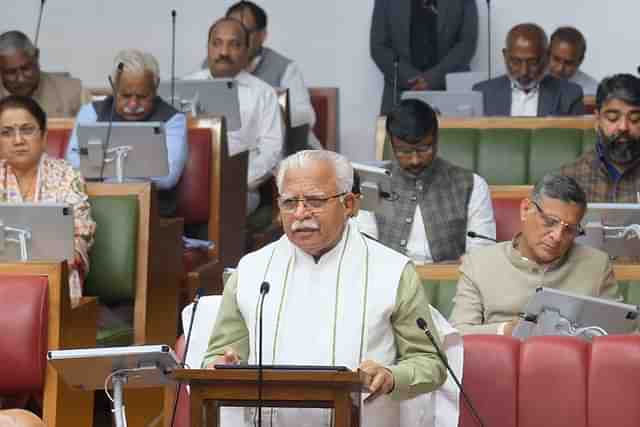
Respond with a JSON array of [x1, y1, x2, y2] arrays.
[[276, 150, 354, 194], [0, 31, 37, 58], [531, 173, 587, 207], [111, 49, 160, 87]]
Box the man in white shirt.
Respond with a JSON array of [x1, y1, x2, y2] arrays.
[[224, 1, 320, 151], [356, 99, 496, 262], [548, 27, 599, 97], [472, 23, 584, 116], [184, 17, 283, 213]]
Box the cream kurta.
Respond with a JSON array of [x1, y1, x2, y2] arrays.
[[203, 225, 447, 426]]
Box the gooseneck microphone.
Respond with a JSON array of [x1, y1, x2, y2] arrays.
[[392, 54, 400, 106], [101, 62, 124, 181], [257, 281, 270, 427], [416, 318, 486, 427], [486, 0, 492, 78], [467, 231, 497, 243], [170, 9, 177, 107], [34, 0, 46, 48], [169, 287, 204, 427]]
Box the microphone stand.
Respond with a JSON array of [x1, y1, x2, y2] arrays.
[[416, 318, 486, 427], [171, 10, 177, 107], [486, 0, 492, 79], [34, 0, 46, 48], [393, 55, 400, 106], [257, 282, 270, 427]]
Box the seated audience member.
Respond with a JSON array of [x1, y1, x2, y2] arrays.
[[548, 26, 599, 96], [184, 17, 283, 214], [356, 99, 495, 262], [66, 49, 188, 218], [560, 74, 640, 202], [220, 1, 321, 150], [449, 174, 617, 335], [0, 31, 86, 117], [472, 23, 585, 116], [0, 95, 95, 299], [203, 150, 446, 426], [370, 0, 478, 114], [0, 409, 44, 427]]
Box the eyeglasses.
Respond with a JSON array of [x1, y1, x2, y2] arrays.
[[530, 200, 584, 236], [1, 62, 37, 82], [278, 192, 347, 212], [393, 145, 434, 156], [0, 124, 40, 140], [506, 56, 543, 70]]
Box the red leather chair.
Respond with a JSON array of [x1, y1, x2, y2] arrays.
[[492, 198, 523, 242], [0, 276, 48, 404], [45, 128, 71, 159], [309, 87, 338, 151]]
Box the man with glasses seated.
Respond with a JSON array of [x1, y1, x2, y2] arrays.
[[472, 23, 584, 116], [356, 98, 496, 262], [204, 150, 446, 426], [449, 173, 618, 335]]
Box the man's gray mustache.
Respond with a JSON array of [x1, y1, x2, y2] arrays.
[[291, 220, 320, 231]]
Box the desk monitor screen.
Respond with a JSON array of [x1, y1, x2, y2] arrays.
[[445, 71, 488, 92], [76, 122, 169, 180], [0, 203, 74, 261], [158, 79, 241, 131], [578, 203, 640, 257], [401, 91, 484, 117], [514, 287, 639, 339], [352, 162, 395, 212], [48, 345, 180, 391]]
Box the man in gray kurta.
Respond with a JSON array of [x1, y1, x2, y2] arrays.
[[204, 150, 446, 426], [450, 174, 618, 335]]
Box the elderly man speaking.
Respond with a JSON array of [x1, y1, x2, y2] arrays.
[[203, 150, 446, 426]]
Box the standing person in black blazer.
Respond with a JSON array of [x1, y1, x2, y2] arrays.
[[370, 0, 479, 114], [472, 23, 585, 116]]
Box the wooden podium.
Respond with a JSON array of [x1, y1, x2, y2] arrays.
[[169, 368, 364, 427]]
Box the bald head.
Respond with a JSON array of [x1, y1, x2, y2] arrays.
[[503, 23, 548, 90], [207, 18, 249, 78]]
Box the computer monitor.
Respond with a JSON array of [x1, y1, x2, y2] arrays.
[[158, 79, 241, 131], [513, 287, 639, 340], [401, 91, 484, 117], [352, 162, 395, 216], [0, 203, 74, 261], [76, 122, 169, 181], [577, 203, 640, 258], [445, 71, 488, 92]]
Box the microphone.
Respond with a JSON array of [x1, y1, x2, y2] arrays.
[[392, 54, 400, 106], [256, 281, 270, 427], [100, 62, 124, 181], [467, 231, 497, 243], [416, 318, 486, 427], [34, 0, 46, 48], [486, 0, 492, 79], [170, 9, 177, 107], [169, 287, 205, 427]]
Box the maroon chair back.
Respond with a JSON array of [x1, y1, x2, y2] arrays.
[[518, 337, 589, 427], [0, 276, 49, 394], [310, 95, 328, 148], [460, 335, 519, 427], [175, 129, 212, 225], [589, 336, 640, 427], [46, 129, 71, 159], [492, 198, 522, 242]]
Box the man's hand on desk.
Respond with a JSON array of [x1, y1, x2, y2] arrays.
[[205, 347, 240, 368], [358, 360, 395, 403]]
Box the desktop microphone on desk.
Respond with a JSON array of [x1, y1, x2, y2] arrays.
[[170, 10, 177, 107], [416, 317, 487, 427], [467, 231, 497, 243], [256, 281, 270, 427], [100, 62, 124, 181], [169, 287, 204, 427], [34, 0, 46, 48]]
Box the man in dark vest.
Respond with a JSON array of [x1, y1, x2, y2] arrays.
[[201, 1, 320, 150], [66, 49, 188, 217], [355, 99, 495, 262]]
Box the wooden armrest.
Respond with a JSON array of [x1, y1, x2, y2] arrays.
[[187, 259, 224, 297]]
